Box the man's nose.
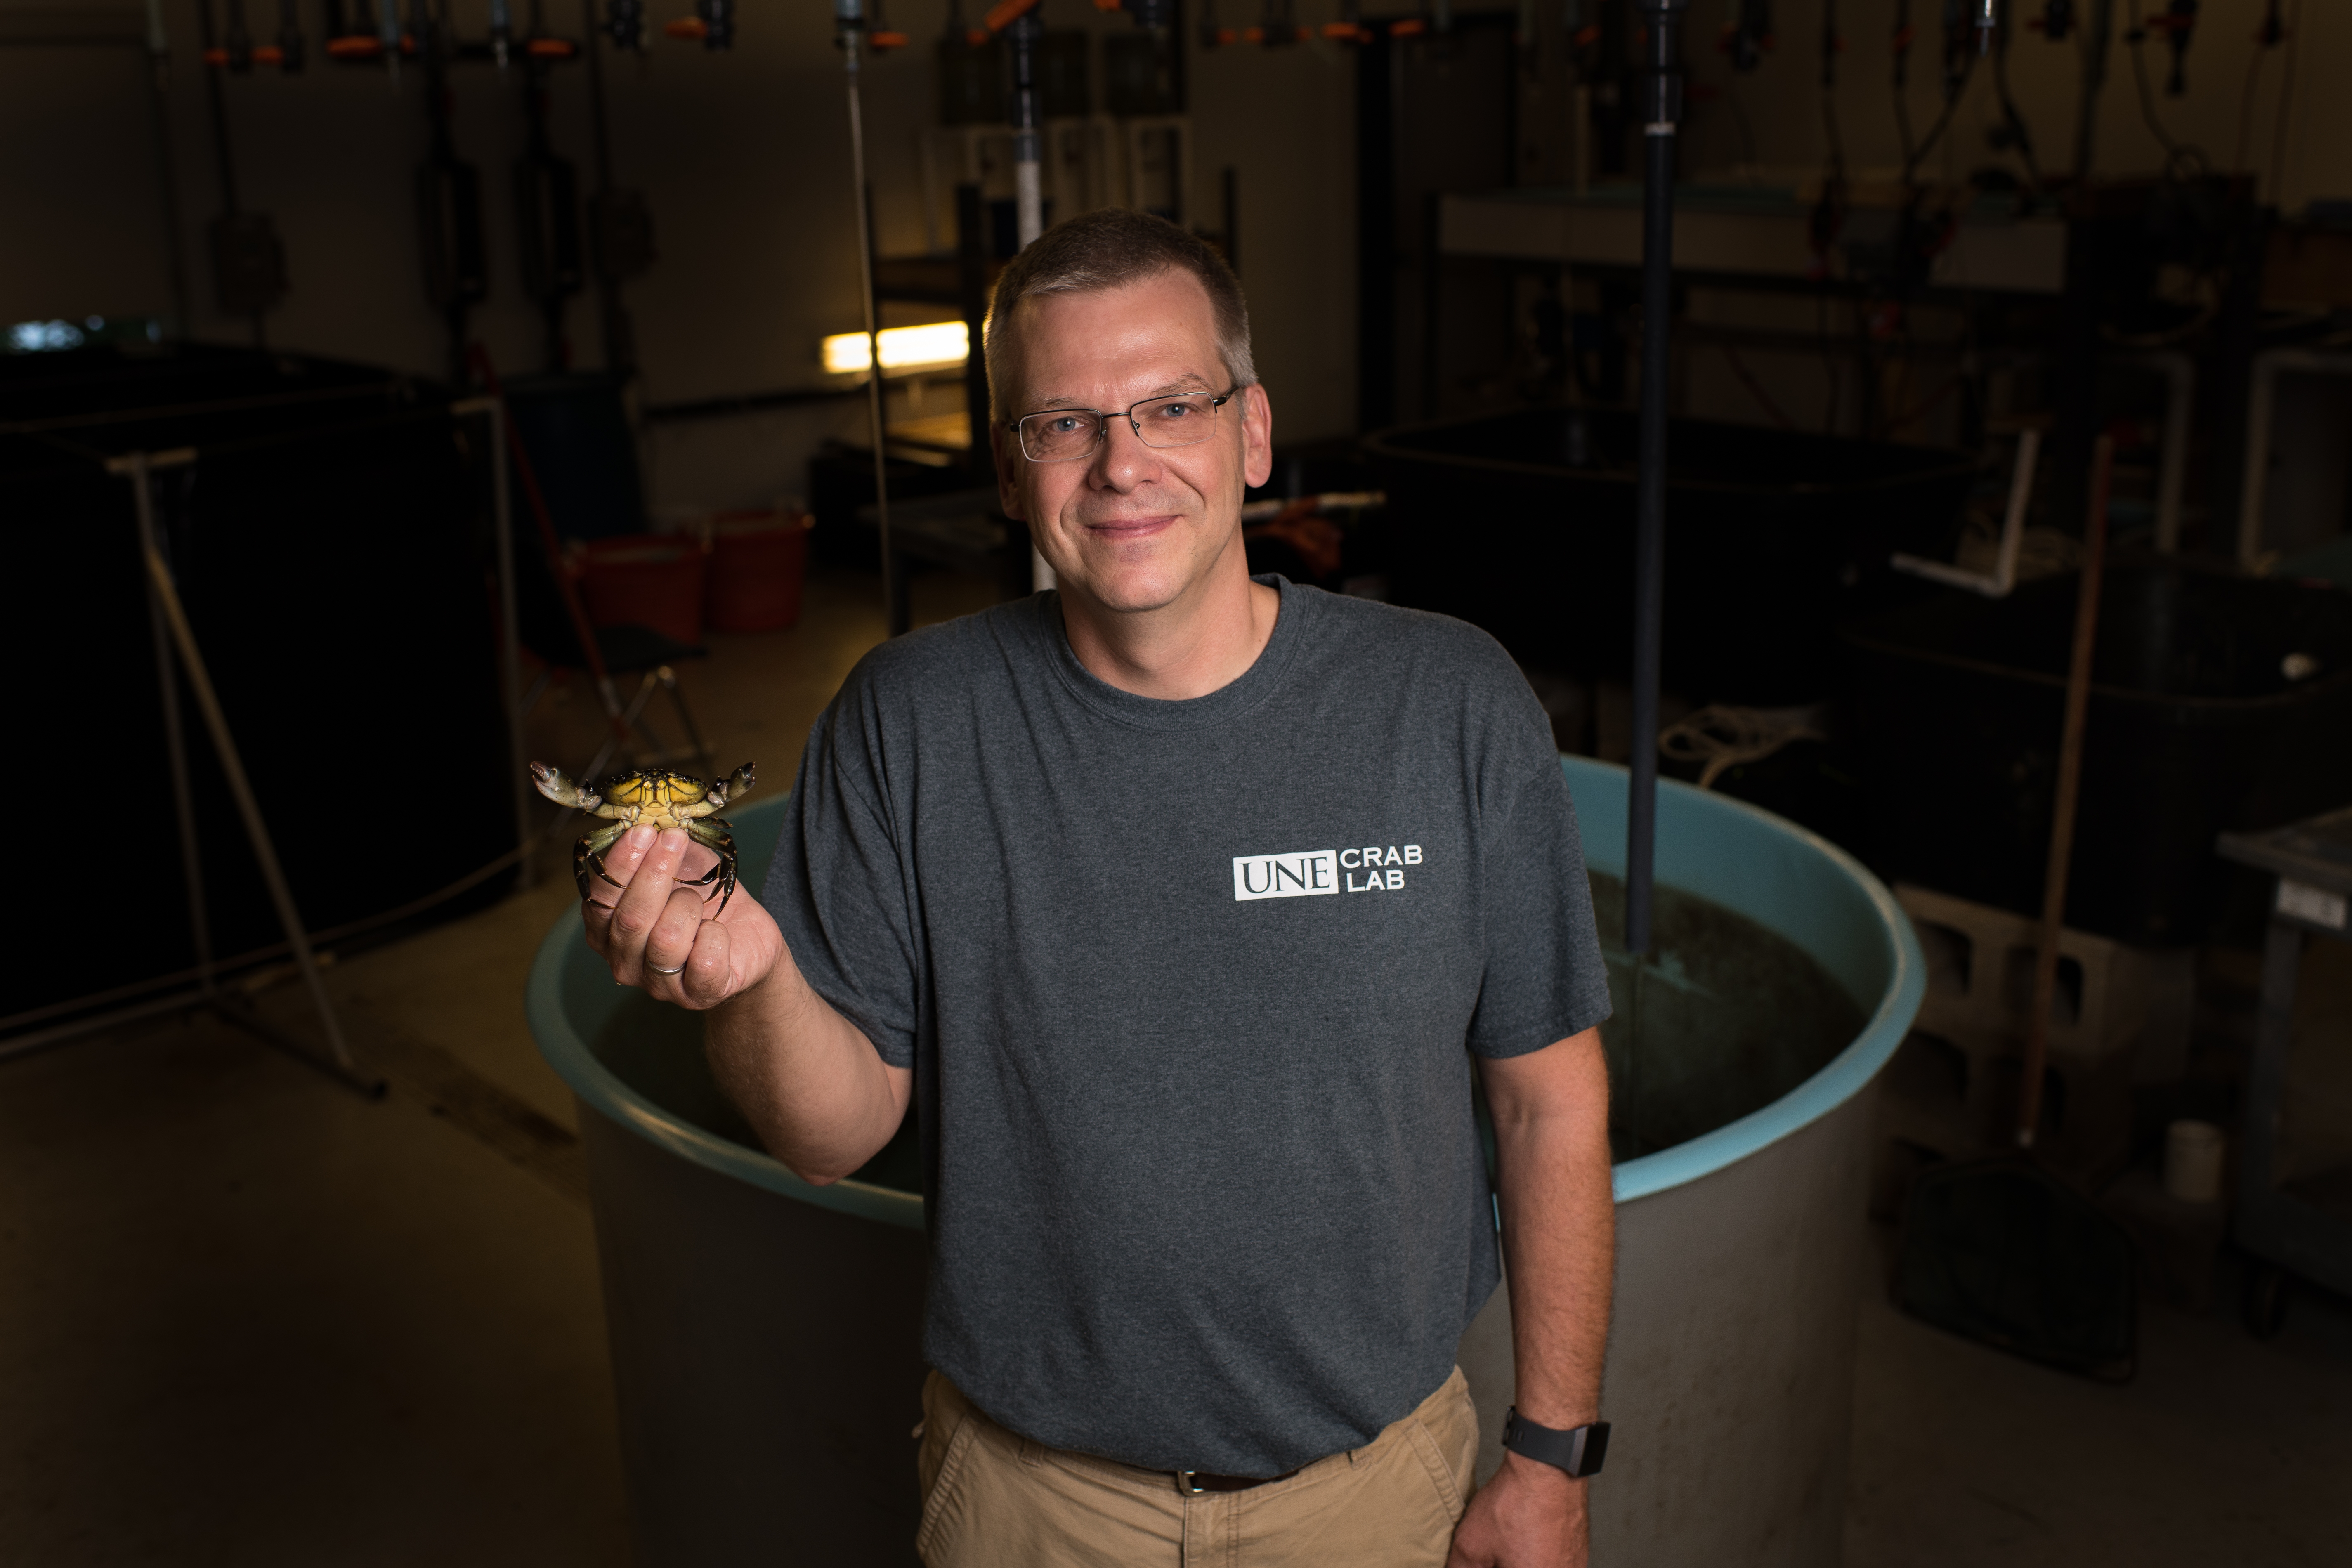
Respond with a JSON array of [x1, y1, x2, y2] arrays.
[[1089, 414, 1159, 486]]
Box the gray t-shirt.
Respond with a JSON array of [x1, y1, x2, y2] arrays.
[[764, 576, 1611, 1476]]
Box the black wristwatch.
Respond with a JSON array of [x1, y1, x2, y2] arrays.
[[1501, 1407, 1611, 1478]]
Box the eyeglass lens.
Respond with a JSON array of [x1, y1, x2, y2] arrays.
[[1020, 393, 1225, 462]]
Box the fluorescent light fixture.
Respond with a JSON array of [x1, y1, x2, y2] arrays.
[[822, 320, 969, 375]]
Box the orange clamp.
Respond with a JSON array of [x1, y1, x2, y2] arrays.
[[664, 15, 706, 38], [1389, 17, 1426, 36], [870, 28, 908, 47], [982, 0, 1040, 31]]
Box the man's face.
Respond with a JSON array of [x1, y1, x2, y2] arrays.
[[993, 270, 1273, 615]]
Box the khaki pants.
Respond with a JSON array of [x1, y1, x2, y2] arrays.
[[914, 1367, 1481, 1568]]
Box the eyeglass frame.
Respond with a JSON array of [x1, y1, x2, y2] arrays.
[[1009, 385, 1242, 464]]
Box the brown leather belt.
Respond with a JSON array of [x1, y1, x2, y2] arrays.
[[1174, 1466, 1301, 1495]]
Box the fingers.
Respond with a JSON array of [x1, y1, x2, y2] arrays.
[[586, 827, 738, 1006], [593, 827, 693, 978], [671, 916, 733, 1009]]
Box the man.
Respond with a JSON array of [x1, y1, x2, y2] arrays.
[[582, 209, 1615, 1567]]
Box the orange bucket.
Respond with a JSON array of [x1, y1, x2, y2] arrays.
[[706, 509, 813, 633], [577, 534, 708, 648]]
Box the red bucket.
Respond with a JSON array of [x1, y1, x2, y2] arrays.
[[577, 534, 708, 648], [706, 508, 813, 633]]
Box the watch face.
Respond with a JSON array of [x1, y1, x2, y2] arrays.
[[1576, 1421, 1612, 1478]]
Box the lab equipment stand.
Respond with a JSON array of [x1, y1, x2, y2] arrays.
[[2217, 805, 2352, 1337]]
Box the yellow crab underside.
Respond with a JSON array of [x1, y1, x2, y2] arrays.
[[528, 761, 758, 914]]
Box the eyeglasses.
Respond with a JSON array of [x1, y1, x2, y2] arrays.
[[1013, 387, 1239, 463]]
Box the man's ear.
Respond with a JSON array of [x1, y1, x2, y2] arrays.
[[992, 422, 1025, 520], [1240, 383, 1275, 491]]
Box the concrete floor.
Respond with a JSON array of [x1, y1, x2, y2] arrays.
[[4, 564, 2348, 1565]]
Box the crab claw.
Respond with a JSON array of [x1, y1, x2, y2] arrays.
[[530, 761, 602, 811], [708, 762, 757, 806]]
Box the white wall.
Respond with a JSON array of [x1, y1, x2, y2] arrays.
[[0, 1, 1361, 515], [5, 1, 2346, 514]]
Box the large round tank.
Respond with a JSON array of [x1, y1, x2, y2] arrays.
[[530, 756, 1923, 1566]]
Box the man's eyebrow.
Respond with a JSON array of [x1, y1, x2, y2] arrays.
[[1024, 375, 1217, 412]]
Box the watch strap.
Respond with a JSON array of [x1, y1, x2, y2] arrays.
[[1501, 1406, 1611, 1478]]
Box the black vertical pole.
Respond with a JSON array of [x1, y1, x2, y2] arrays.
[[837, 0, 897, 633], [581, 0, 638, 379], [1625, 0, 1684, 962]]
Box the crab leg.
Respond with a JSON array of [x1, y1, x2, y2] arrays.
[[685, 815, 740, 916], [575, 819, 630, 898]]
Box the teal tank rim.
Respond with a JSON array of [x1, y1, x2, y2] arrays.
[[527, 758, 1922, 1226], [1562, 756, 1927, 1203], [527, 907, 926, 1230]]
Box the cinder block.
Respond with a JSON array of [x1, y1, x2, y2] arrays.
[[1873, 887, 2190, 1190], [1897, 884, 2171, 1067]]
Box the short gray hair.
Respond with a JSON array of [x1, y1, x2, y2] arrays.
[[983, 208, 1256, 420]]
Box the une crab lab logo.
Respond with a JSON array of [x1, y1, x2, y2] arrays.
[[1232, 845, 1423, 901]]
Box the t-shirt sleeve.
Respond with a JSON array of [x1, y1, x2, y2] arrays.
[[1465, 756, 1614, 1058], [760, 693, 922, 1069]]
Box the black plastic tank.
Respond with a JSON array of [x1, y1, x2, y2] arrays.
[[1840, 556, 2352, 945], [2, 345, 515, 1027], [1364, 408, 1974, 704]]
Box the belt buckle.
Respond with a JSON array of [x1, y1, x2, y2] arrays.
[[1174, 1470, 1207, 1496]]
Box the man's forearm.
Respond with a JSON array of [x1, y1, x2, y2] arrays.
[[705, 955, 909, 1185], [1485, 1027, 1616, 1428]]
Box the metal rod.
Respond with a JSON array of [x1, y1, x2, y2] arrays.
[[1010, 12, 1044, 247], [1625, 0, 1685, 963], [2072, 0, 2114, 182], [0, 988, 210, 1065], [579, 0, 633, 378], [130, 452, 217, 996], [143, 3, 194, 338], [1007, 5, 1053, 591], [454, 395, 536, 890], [120, 453, 359, 1076], [838, 2, 898, 631], [2017, 434, 2112, 1148]]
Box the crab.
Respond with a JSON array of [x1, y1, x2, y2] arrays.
[[529, 761, 758, 915]]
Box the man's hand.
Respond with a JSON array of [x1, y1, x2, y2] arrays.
[[579, 822, 912, 1184], [1447, 1452, 1589, 1568], [581, 824, 785, 1010]]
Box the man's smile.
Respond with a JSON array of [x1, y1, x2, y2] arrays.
[[1081, 513, 1181, 541]]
